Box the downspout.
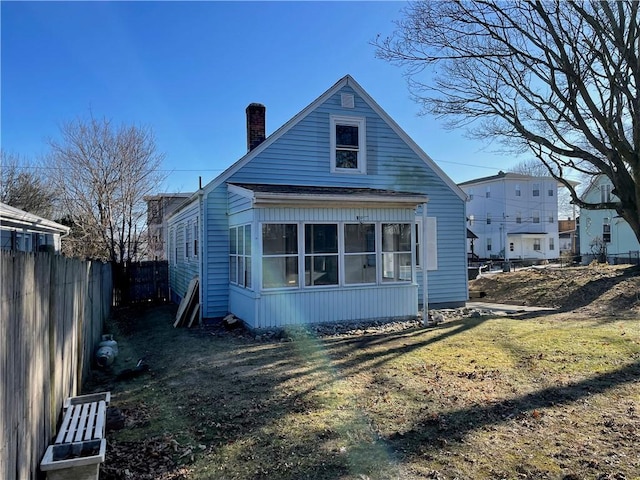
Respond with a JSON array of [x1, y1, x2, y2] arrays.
[[198, 186, 204, 325], [422, 202, 429, 326]]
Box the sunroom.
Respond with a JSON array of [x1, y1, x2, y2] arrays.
[[226, 183, 429, 329]]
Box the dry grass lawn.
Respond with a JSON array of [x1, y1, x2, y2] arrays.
[[88, 266, 640, 480]]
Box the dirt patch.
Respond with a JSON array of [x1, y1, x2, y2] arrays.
[[85, 265, 640, 480], [470, 263, 640, 316]]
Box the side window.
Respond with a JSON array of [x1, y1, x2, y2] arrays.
[[230, 225, 252, 288]]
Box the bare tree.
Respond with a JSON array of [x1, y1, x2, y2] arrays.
[[376, 1, 640, 242], [1, 151, 56, 217], [48, 115, 165, 263], [508, 158, 575, 219], [508, 159, 553, 178]]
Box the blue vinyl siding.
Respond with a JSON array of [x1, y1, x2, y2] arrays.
[[228, 191, 252, 214], [198, 80, 467, 320], [202, 188, 229, 318], [167, 199, 200, 302]]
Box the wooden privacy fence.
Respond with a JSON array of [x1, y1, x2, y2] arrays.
[[0, 252, 112, 480], [113, 260, 169, 306]]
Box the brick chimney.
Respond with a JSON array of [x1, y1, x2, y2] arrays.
[[246, 103, 266, 151]]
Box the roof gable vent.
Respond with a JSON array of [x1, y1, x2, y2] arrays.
[[341, 93, 355, 108]]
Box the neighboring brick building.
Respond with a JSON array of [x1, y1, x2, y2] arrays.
[[144, 194, 191, 260], [558, 218, 577, 255]]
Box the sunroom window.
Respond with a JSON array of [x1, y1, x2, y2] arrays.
[[344, 223, 376, 284], [304, 224, 338, 286], [382, 223, 412, 282], [262, 224, 298, 288]]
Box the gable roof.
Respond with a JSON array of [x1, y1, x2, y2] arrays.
[[458, 171, 552, 187], [200, 74, 466, 202], [580, 174, 608, 201], [0, 202, 70, 235]]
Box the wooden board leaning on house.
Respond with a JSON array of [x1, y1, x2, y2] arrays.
[[174, 277, 199, 328]]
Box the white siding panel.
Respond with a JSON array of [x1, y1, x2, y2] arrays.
[[229, 287, 258, 327]]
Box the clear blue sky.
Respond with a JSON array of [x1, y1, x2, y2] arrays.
[[2, 1, 522, 193]]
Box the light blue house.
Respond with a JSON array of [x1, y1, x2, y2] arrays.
[[579, 175, 640, 264], [166, 75, 468, 328]]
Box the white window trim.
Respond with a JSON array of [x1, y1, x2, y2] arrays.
[[193, 217, 198, 257], [303, 222, 340, 288], [533, 183, 540, 197], [260, 222, 300, 290], [533, 238, 541, 251], [185, 221, 191, 260], [230, 224, 253, 289], [343, 222, 377, 286], [330, 115, 367, 174]]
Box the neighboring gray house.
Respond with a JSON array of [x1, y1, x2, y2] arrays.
[[144, 193, 192, 261], [459, 172, 560, 262], [0, 202, 70, 254], [167, 75, 468, 328]]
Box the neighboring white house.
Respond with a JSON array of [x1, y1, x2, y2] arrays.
[[0, 202, 70, 254], [166, 75, 469, 328], [459, 172, 560, 262], [579, 175, 640, 264]]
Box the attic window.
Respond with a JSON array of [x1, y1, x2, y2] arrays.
[[330, 115, 366, 174]]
